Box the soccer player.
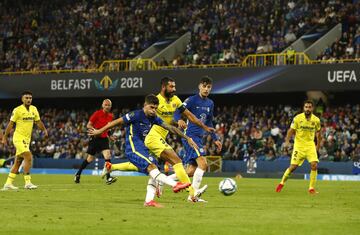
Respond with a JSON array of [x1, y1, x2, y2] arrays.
[[1, 91, 48, 190], [174, 76, 222, 202], [276, 100, 321, 194], [144, 76, 215, 200], [74, 99, 117, 184], [89, 94, 195, 207]]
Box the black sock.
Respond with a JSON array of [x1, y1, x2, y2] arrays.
[[77, 159, 90, 175]]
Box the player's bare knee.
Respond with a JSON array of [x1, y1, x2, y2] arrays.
[[289, 165, 298, 172], [186, 167, 195, 177], [102, 150, 111, 159], [160, 150, 181, 165], [196, 157, 207, 171], [146, 164, 157, 173], [310, 163, 318, 171]]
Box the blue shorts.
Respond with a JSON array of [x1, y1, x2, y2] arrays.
[[125, 143, 158, 174], [181, 136, 204, 165]]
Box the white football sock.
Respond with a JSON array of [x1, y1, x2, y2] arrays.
[[192, 168, 205, 191], [149, 169, 176, 187], [145, 178, 156, 203], [168, 173, 178, 181]]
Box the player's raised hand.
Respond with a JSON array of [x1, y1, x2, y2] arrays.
[[177, 119, 187, 129], [214, 140, 222, 153], [187, 137, 199, 150], [88, 128, 101, 136]]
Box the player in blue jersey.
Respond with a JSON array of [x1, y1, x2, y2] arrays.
[[174, 76, 222, 202], [88, 94, 198, 207]]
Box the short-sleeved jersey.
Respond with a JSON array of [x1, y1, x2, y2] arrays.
[[89, 109, 113, 138], [290, 113, 321, 149], [152, 93, 184, 138], [122, 109, 163, 153], [10, 104, 40, 140], [175, 94, 218, 140]]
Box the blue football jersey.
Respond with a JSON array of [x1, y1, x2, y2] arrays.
[[122, 109, 163, 152], [175, 94, 218, 140]]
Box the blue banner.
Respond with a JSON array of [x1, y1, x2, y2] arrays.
[[304, 174, 360, 181], [353, 161, 360, 175]]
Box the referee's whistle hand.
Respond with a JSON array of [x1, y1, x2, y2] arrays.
[[88, 128, 99, 136]]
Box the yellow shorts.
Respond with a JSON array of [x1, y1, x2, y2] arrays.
[[145, 128, 172, 158], [13, 138, 31, 156], [291, 147, 319, 166]]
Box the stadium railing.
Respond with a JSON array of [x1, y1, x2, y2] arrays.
[[1, 53, 360, 75]]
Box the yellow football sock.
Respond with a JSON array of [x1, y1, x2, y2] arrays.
[[5, 173, 17, 185], [111, 162, 138, 171], [24, 175, 31, 184], [173, 163, 195, 196], [280, 168, 292, 185], [309, 170, 317, 189]]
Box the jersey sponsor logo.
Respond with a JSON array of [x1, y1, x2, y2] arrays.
[[200, 113, 207, 122], [299, 125, 315, 131], [161, 111, 174, 116], [22, 117, 35, 121]]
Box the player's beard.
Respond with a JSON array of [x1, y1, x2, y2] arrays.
[[164, 89, 174, 98], [304, 110, 311, 117]]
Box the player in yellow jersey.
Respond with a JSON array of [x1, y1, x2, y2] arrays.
[[145, 77, 215, 201], [276, 100, 321, 194], [1, 91, 48, 190]]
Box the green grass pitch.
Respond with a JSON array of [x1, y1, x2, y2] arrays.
[[0, 174, 359, 235]]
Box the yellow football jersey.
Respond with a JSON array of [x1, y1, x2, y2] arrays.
[[152, 93, 183, 138], [290, 113, 321, 149], [10, 104, 40, 140]]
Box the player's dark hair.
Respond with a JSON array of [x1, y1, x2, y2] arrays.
[[303, 100, 314, 106], [161, 76, 175, 87], [199, 76, 213, 85], [21, 90, 32, 97], [145, 94, 159, 105]]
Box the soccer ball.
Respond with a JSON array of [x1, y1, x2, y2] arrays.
[[218, 178, 237, 196]]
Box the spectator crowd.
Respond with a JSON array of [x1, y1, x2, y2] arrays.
[[1, 103, 359, 163], [1, 0, 359, 71]]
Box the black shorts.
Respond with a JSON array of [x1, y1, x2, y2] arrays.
[[87, 137, 110, 156]]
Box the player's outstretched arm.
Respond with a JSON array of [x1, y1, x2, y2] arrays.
[[316, 130, 322, 151], [284, 128, 295, 148], [88, 117, 124, 136], [160, 122, 198, 150], [35, 120, 48, 137], [182, 109, 215, 132], [2, 121, 14, 145]]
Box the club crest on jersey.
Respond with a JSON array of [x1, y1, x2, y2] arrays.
[[172, 103, 176, 108]]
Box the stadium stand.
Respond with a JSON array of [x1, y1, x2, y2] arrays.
[[1, 0, 359, 72], [1, 104, 359, 162]]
